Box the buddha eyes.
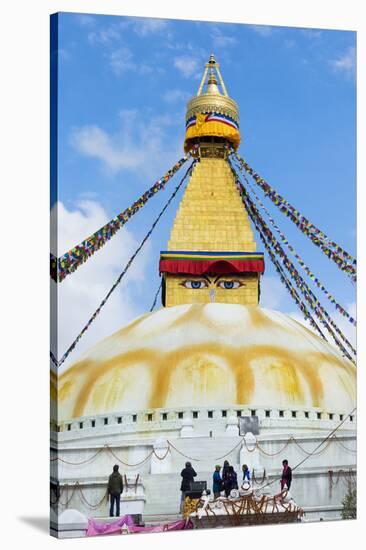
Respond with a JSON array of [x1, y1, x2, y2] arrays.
[[182, 280, 208, 289], [181, 279, 244, 289], [217, 280, 242, 289]]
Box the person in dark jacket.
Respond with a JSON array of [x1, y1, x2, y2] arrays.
[[222, 460, 230, 488], [108, 464, 123, 517], [212, 465, 223, 499], [223, 464, 238, 497], [280, 459, 292, 491], [222, 460, 231, 497], [180, 461, 197, 511], [227, 465, 238, 496]]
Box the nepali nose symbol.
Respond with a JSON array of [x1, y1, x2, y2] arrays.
[[209, 289, 216, 302]]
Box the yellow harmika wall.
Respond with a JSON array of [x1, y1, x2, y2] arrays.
[[165, 157, 259, 307]]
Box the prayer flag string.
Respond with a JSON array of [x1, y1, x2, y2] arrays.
[[227, 163, 327, 340], [239, 179, 356, 361], [50, 160, 197, 368], [241, 177, 356, 357], [236, 170, 356, 363], [231, 151, 356, 281], [231, 156, 356, 327], [228, 159, 355, 364], [51, 155, 191, 283]]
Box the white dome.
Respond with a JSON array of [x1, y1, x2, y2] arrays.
[[56, 304, 356, 421]]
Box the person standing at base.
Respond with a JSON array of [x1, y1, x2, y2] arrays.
[[222, 460, 230, 496], [180, 461, 197, 512], [108, 464, 123, 517], [242, 464, 251, 483], [280, 459, 292, 491], [227, 465, 238, 496], [212, 465, 223, 499]]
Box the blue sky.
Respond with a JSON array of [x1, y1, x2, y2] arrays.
[[52, 12, 356, 367]]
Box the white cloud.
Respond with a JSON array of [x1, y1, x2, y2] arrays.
[[109, 47, 136, 75], [284, 39, 296, 49], [163, 89, 191, 103], [260, 275, 289, 310], [51, 200, 151, 372], [77, 14, 96, 27], [165, 40, 205, 55], [70, 108, 182, 177], [139, 64, 154, 75], [210, 26, 237, 47], [260, 273, 356, 353], [288, 301, 356, 350], [71, 124, 144, 173], [85, 19, 194, 80], [88, 25, 122, 45], [132, 18, 168, 37], [174, 56, 201, 78], [329, 47, 356, 78], [108, 47, 164, 77], [87, 17, 169, 45], [301, 29, 322, 39], [251, 25, 273, 37]]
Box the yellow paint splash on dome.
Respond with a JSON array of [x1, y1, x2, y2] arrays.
[[70, 349, 160, 418], [150, 345, 240, 408], [249, 307, 274, 329], [56, 340, 357, 421], [50, 378, 57, 402], [57, 305, 356, 421], [58, 379, 77, 402]]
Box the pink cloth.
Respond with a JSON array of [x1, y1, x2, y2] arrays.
[[86, 515, 135, 536], [86, 516, 193, 537]]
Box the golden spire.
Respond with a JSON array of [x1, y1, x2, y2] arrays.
[[206, 70, 219, 93], [160, 54, 262, 309], [184, 54, 241, 153], [196, 53, 228, 97]]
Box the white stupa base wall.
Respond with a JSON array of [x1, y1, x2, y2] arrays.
[[51, 406, 356, 527]]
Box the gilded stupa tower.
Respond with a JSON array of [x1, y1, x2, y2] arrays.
[[160, 55, 265, 307]]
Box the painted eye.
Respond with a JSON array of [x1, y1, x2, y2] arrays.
[[217, 280, 242, 289], [182, 280, 208, 289]]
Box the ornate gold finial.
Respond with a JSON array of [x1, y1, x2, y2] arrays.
[[196, 53, 227, 97], [206, 68, 220, 95], [184, 54, 241, 153], [207, 69, 218, 86]]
